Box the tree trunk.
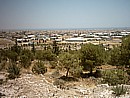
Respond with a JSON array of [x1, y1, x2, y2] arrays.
[[90, 67, 93, 76], [66, 68, 70, 77]]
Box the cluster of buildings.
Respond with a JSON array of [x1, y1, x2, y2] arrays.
[[0, 29, 130, 50]]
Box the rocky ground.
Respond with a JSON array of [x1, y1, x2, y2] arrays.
[[0, 71, 130, 98]]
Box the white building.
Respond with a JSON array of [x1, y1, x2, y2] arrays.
[[65, 37, 86, 42]]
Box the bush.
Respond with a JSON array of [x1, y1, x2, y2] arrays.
[[32, 61, 47, 74], [7, 63, 20, 79], [20, 55, 31, 68], [112, 85, 128, 96], [101, 69, 128, 85]]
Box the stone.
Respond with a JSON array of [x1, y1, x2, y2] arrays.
[[19, 95, 27, 98]]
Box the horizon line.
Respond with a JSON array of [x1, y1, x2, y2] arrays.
[[0, 27, 130, 31]]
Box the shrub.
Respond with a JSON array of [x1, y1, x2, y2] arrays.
[[32, 61, 47, 74], [101, 69, 128, 85], [112, 85, 128, 96], [20, 55, 31, 68], [7, 63, 20, 79]]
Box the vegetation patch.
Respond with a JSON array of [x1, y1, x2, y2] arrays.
[[112, 85, 128, 97], [101, 69, 129, 86], [7, 63, 20, 79], [32, 61, 47, 75]]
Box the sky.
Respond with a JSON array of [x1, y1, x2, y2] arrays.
[[0, 0, 130, 29]]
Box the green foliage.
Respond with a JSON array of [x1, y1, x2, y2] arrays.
[[35, 50, 43, 60], [2, 44, 21, 63], [80, 44, 105, 75], [58, 52, 80, 77], [20, 49, 34, 60], [108, 47, 121, 66], [112, 85, 128, 96], [70, 66, 83, 77], [20, 49, 33, 68], [20, 55, 31, 68], [7, 50, 18, 62], [101, 69, 128, 86], [10, 44, 21, 55], [107, 35, 130, 67], [43, 50, 56, 61], [7, 63, 20, 79], [103, 49, 111, 64], [35, 50, 56, 61], [80, 44, 105, 66], [32, 61, 47, 74], [120, 35, 130, 66]]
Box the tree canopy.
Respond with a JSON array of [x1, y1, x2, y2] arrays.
[[109, 35, 130, 67], [58, 52, 80, 77], [80, 43, 105, 74], [35, 50, 56, 61], [120, 35, 130, 66]]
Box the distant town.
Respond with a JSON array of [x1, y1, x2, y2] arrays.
[[0, 28, 130, 50]]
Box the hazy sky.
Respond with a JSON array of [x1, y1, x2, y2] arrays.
[[0, 0, 130, 29]]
